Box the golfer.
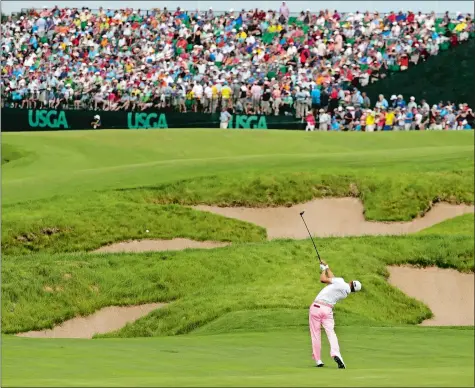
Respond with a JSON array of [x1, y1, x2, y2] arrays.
[[309, 260, 362, 369]]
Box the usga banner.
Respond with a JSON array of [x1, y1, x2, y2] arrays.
[[28, 109, 69, 129], [2, 108, 304, 132]]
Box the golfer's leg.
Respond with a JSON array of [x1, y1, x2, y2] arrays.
[[322, 309, 342, 359], [309, 308, 322, 361]]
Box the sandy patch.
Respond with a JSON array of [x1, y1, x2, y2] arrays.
[[194, 198, 473, 239], [94, 238, 230, 253], [16, 303, 165, 339], [388, 266, 474, 326]]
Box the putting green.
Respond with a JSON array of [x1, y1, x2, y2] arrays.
[[2, 328, 473, 387]]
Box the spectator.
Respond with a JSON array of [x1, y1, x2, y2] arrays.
[[91, 114, 101, 129], [311, 86, 321, 113], [305, 111, 316, 131], [318, 109, 330, 131], [0, 5, 473, 129], [220, 107, 232, 128], [365, 109, 376, 132]]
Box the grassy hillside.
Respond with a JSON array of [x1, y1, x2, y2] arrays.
[[417, 213, 474, 236], [3, 167, 474, 255], [3, 234, 473, 336], [2, 202, 266, 255], [2, 131, 473, 256], [2, 130, 473, 335]]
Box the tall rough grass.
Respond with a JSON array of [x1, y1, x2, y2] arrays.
[[2, 170, 473, 255], [2, 235, 472, 336]]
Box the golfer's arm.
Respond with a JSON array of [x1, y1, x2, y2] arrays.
[[320, 266, 334, 284]]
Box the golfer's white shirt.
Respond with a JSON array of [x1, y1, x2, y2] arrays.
[[315, 277, 351, 306]]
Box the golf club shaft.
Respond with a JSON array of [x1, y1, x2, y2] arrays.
[[300, 214, 322, 264]]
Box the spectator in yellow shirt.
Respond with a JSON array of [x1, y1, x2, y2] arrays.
[[221, 82, 232, 108], [454, 22, 467, 32], [236, 29, 247, 39], [185, 90, 195, 110], [365, 110, 376, 132], [125, 63, 134, 73], [268, 24, 283, 33], [384, 109, 396, 130]]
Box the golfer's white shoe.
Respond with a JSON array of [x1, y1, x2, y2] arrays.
[[316, 360, 324, 367], [333, 355, 346, 369]]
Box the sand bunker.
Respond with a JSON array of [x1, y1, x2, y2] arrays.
[[16, 303, 165, 339], [194, 198, 473, 239], [388, 266, 474, 326], [94, 238, 230, 253]]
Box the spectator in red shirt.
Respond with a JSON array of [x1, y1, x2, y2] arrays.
[[387, 11, 396, 23], [450, 33, 459, 47], [398, 54, 409, 71]]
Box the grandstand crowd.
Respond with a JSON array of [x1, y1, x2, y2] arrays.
[[1, 4, 474, 130]]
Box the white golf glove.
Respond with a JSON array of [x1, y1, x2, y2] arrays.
[[320, 264, 328, 272]]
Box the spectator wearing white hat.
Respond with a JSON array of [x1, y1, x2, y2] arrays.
[[407, 96, 417, 111], [91, 114, 101, 129]]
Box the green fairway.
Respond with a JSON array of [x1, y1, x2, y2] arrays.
[[2, 130, 474, 387], [2, 130, 473, 205], [2, 328, 474, 387]]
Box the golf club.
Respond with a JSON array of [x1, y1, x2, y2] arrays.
[[299, 211, 323, 264]]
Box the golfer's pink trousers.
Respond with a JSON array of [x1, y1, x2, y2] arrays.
[[309, 303, 342, 361]]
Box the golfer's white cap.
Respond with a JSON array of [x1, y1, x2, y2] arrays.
[[352, 280, 362, 292]]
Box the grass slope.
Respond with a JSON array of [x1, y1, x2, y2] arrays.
[[2, 130, 473, 205], [3, 168, 473, 255], [3, 234, 473, 336], [2, 132, 474, 256], [1, 202, 265, 255], [1, 143, 30, 165], [2, 327, 474, 387], [417, 213, 474, 236]]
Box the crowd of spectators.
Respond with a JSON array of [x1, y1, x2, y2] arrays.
[[302, 97, 474, 131], [1, 4, 473, 130]]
